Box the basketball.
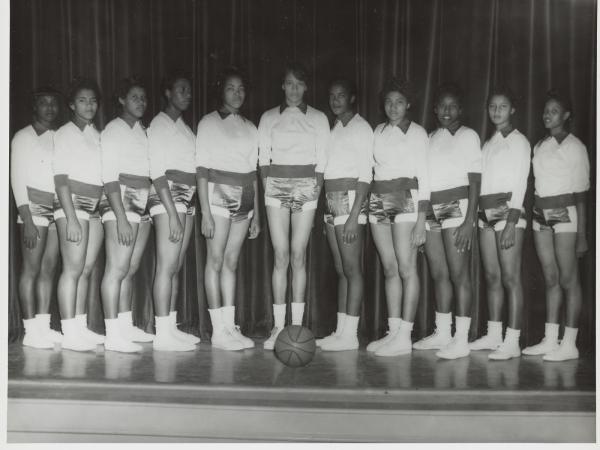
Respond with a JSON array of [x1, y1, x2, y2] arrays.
[[274, 325, 316, 367]]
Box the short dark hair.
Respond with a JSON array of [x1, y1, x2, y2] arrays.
[[67, 77, 101, 104], [160, 70, 191, 99], [116, 76, 146, 101], [329, 78, 357, 100], [281, 62, 310, 85], [380, 76, 415, 105], [487, 84, 520, 109], [545, 88, 573, 114], [215, 66, 249, 105], [433, 82, 463, 108], [32, 85, 62, 104]]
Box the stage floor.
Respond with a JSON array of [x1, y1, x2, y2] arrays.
[[6, 340, 596, 442]]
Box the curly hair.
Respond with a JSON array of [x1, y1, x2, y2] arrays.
[[67, 77, 101, 104], [380, 76, 415, 106]]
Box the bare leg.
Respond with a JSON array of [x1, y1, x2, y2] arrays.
[[205, 216, 231, 309], [479, 227, 503, 322], [424, 231, 452, 313], [75, 217, 104, 315], [533, 229, 562, 324], [553, 233, 581, 328], [289, 209, 316, 303], [265, 206, 291, 305], [18, 224, 48, 319], [36, 224, 59, 314], [169, 213, 195, 313], [370, 223, 401, 318], [119, 220, 152, 313], [326, 223, 347, 314], [497, 228, 525, 329], [221, 218, 251, 307], [391, 222, 420, 322], [442, 227, 472, 317]]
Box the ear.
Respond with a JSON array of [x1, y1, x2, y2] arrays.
[[69, 102, 75, 112], [563, 111, 571, 121], [407, 102, 411, 110], [510, 107, 516, 116], [350, 94, 356, 105], [118, 97, 125, 106]]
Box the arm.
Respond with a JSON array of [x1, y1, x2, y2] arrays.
[[342, 181, 369, 244], [314, 112, 330, 190], [258, 111, 272, 190], [104, 182, 134, 246], [54, 175, 82, 244], [153, 176, 183, 243], [196, 173, 214, 239], [571, 141, 590, 257], [248, 179, 261, 239], [412, 130, 430, 248], [11, 135, 39, 249]]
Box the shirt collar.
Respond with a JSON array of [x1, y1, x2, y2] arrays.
[[280, 102, 308, 114], [381, 120, 411, 134], [218, 109, 246, 122], [498, 125, 514, 139], [334, 112, 356, 128]]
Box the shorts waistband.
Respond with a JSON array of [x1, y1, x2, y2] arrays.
[[119, 173, 152, 189], [165, 169, 196, 185], [534, 193, 576, 209], [268, 164, 316, 178], [324, 178, 358, 192], [372, 177, 418, 194], [69, 179, 104, 198], [208, 169, 256, 186], [430, 185, 469, 204], [27, 186, 55, 206], [479, 192, 512, 210]]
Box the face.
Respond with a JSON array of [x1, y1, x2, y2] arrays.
[[33, 95, 59, 125], [488, 94, 514, 128], [282, 72, 307, 105], [543, 99, 570, 130], [329, 84, 354, 117], [435, 94, 462, 128], [120, 85, 147, 119], [384, 91, 409, 124], [70, 88, 98, 122], [222, 76, 246, 111], [166, 78, 192, 112]]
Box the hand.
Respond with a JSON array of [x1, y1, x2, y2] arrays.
[[342, 216, 359, 244], [169, 215, 184, 242], [248, 216, 261, 239], [22, 221, 39, 250], [201, 212, 215, 239], [576, 233, 588, 258], [411, 219, 426, 248], [117, 218, 134, 246], [453, 220, 474, 253], [66, 218, 82, 244], [499, 222, 516, 250]]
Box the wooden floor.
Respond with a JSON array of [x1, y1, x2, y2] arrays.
[[6, 341, 596, 442]]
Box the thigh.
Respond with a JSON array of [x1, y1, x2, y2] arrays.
[[19, 224, 48, 270], [266, 206, 291, 254], [326, 223, 343, 271], [223, 218, 251, 263], [85, 217, 105, 268], [176, 213, 195, 268], [533, 229, 558, 275], [553, 232, 578, 278], [56, 217, 89, 268], [479, 226, 501, 277], [496, 227, 524, 277], [391, 222, 418, 272], [206, 215, 232, 263], [129, 220, 152, 270], [290, 208, 316, 254], [334, 223, 364, 271], [424, 230, 449, 278], [103, 221, 138, 269], [441, 227, 470, 278], [153, 214, 184, 266], [370, 223, 398, 271], [41, 224, 60, 269]]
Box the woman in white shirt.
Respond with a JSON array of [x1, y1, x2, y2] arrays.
[[318, 78, 373, 352], [469, 86, 530, 360], [522, 90, 589, 362], [196, 67, 260, 351], [412, 83, 482, 360], [365, 78, 429, 357], [258, 63, 330, 350], [53, 78, 105, 352], [99, 77, 155, 352], [11, 86, 63, 349], [147, 72, 199, 352]]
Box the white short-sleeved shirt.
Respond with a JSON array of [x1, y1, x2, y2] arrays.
[[324, 114, 373, 184], [101, 118, 150, 184], [10, 125, 56, 207], [148, 112, 196, 179], [373, 121, 430, 201], [532, 133, 590, 198], [481, 129, 531, 210], [258, 104, 330, 173], [428, 126, 482, 192], [53, 121, 102, 187], [196, 111, 258, 175]]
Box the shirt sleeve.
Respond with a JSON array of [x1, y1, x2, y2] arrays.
[[257, 110, 273, 178], [10, 133, 30, 207], [415, 129, 431, 206], [248, 123, 259, 174], [571, 140, 590, 194], [195, 116, 213, 179], [100, 126, 122, 185], [314, 111, 330, 174], [52, 128, 71, 187], [356, 123, 374, 185], [148, 119, 169, 181], [464, 130, 482, 183], [507, 135, 531, 211]]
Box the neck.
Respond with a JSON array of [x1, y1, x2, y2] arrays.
[[337, 110, 354, 123], [550, 127, 567, 138], [164, 104, 182, 122], [221, 104, 239, 115], [32, 118, 52, 135], [120, 112, 138, 128], [72, 115, 90, 131], [286, 98, 303, 108], [496, 122, 513, 136], [445, 121, 461, 134]]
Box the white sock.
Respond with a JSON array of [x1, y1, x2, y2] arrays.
[[291, 302, 305, 326], [335, 312, 347, 334], [273, 304, 286, 329], [104, 318, 120, 339], [388, 317, 402, 332], [208, 308, 222, 330], [221, 305, 235, 328], [435, 311, 452, 336], [36, 313, 52, 330], [454, 316, 471, 343], [399, 320, 414, 340], [545, 322, 559, 342], [487, 320, 503, 340], [118, 311, 133, 327], [61, 318, 79, 337], [155, 315, 171, 338], [169, 311, 178, 326], [504, 327, 520, 346], [342, 315, 359, 337], [562, 326, 578, 346], [23, 318, 37, 335], [75, 314, 88, 329]]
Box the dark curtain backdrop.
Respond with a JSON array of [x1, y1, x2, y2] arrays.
[[9, 0, 596, 351]]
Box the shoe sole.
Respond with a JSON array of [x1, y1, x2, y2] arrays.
[[375, 349, 412, 356], [488, 354, 521, 360], [436, 352, 470, 360], [211, 343, 245, 351]]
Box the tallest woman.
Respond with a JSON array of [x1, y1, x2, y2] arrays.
[[258, 63, 330, 349]]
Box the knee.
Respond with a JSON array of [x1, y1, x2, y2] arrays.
[[39, 261, 57, 280], [62, 263, 84, 280], [223, 253, 239, 272], [500, 270, 521, 291], [542, 267, 560, 288], [22, 262, 41, 278], [397, 261, 417, 280], [333, 261, 345, 277], [559, 271, 577, 290], [448, 266, 469, 286], [290, 249, 306, 270], [342, 261, 361, 279], [273, 248, 290, 269], [207, 253, 224, 273], [381, 261, 399, 279], [429, 265, 449, 284], [484, 269, 502, 290], [105, 261, 129, 281]]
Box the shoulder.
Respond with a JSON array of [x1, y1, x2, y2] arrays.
[[307, 106, 329, 123], [149, 112, 169, 130], [458, 126, 480, 142], [198, 111, 219, 128], [373, 122, 386, 134], [565, 133, 586, 151], [12, 126, 34, 147], [409, 122, 428, 139], [508, 130, 531, 151], [101, 118, 123, 136], [351, 114, 373, 133], [259, 106, 280, 122], [54, 122, 77, 140]]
